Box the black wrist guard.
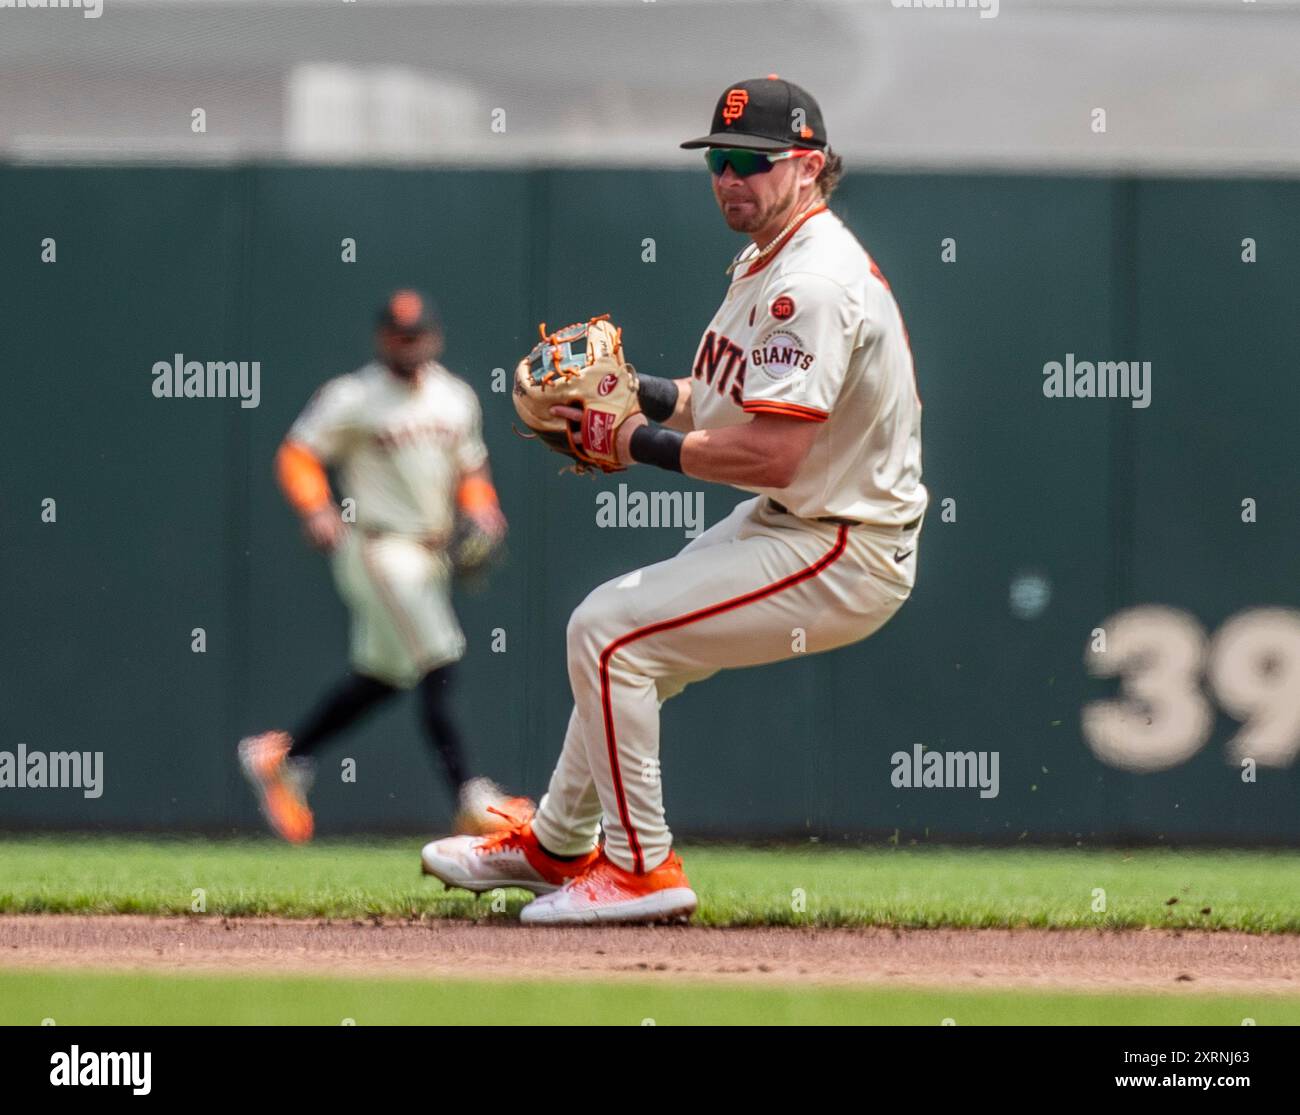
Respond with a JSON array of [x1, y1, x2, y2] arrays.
[[629, 424, 685, 473], [636, 375, 680, 423]]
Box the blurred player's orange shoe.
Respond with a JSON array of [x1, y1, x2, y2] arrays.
[[451, 776, 536, 835], [238, 731, 314, 844], [519, 850, 697, 926], [420, 822, 595, 895]]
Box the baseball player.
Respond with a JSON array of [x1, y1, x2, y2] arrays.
[[239, 290, 531, 842], [422, 76, 927, 924]]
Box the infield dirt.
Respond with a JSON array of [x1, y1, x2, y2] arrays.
[[2, 916, 1298, 993]]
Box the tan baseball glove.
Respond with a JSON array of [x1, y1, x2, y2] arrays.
[[512, 314, 641, 473]]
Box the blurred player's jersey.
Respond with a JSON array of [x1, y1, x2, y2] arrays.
[[689, 207, 927, 527], [289, 361, 487, 538]]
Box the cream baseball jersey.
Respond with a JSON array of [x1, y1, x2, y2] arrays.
[[289, 361, 487, 537], [689, 206, 927, 527]]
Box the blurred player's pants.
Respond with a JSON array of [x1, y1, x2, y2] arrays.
[[532, 496, 920, 874], [332, 531, 465, 689]]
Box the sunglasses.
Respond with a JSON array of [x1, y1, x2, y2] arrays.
[[705, 147, 814, 177]]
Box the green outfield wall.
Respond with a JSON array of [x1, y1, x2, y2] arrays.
[[1, 166, 1296, 841]]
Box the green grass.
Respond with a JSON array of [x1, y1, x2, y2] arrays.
[[1, 968, 1295, 1026], [2, 835, 1299, 931]]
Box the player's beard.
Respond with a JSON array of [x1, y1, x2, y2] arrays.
[[378, 331, 438, 379], [719, 174, 800, 238]]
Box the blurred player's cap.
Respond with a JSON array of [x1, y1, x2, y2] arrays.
[[376, 289, 440, 334], [680, 75, 827, 151]]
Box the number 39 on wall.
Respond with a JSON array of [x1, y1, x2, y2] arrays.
[[1082, 606, 1300, 772]]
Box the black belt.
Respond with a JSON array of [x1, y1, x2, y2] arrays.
[[767, 498, 922, 531]]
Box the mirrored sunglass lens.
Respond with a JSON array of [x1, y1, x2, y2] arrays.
[[706, 149, 769, 176]]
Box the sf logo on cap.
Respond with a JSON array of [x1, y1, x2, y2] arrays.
[[721, 89, 749, 123]]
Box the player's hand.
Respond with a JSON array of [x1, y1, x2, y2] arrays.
[[615, 413, 648, 467], [302, 505, 347, 552], [549, 404, 582, 428], [550, 405, 647, 467], [468, 503, 507, 542]]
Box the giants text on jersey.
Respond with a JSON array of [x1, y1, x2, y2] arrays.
[[689, 207, 927, 527]]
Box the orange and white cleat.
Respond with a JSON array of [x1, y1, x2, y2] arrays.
[[238, 731, 314, 844], [519, 850, 697, 926], [420, 822, 596, 895], [451, 776, 536, 835]]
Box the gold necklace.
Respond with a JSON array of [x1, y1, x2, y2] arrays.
[[725, 201, 822, 276]]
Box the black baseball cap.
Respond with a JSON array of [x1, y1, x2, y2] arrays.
[[680, 75, 827, 152], [376, 289, 440, 334]]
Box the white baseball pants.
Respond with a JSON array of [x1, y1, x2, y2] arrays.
[[531, 496, 919, 874], [331, 531, 464, 689]]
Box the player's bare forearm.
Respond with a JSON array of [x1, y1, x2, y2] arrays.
[[661, 377, 695, 432], [679, 413, 820, 489]]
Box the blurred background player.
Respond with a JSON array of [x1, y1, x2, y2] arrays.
[[239, 290, 530, 842]]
